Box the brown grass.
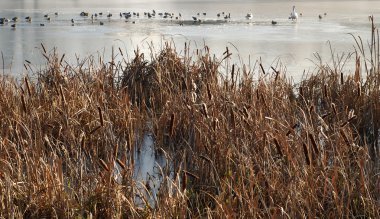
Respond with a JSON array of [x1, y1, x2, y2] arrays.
[[0, 22, 380, 218]]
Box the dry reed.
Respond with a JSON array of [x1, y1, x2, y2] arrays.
[[0, 22, 379, 218]]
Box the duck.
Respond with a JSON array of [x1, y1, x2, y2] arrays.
[[271, 20, 277, 25], [80, 12, 89, 17], [246, 13, 253, 19]]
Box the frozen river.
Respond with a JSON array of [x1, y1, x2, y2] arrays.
[[1, 0, 380, 80]]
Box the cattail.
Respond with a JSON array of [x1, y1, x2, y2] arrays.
[[81, 135, 85, 149], [299, 86, 304, 97], [331, 103, 337, 115], [116, 158, 126, 170], [348, 115, 357, 123], [98, 106, 104, 126], [99, 159, 110, 171], [206, 83, 213, 100], [231, 64, 235, 88], [169, 113, 175, 136], [323, 83, 328, 99], [181, 77, 188, 90], [322, 112, 331, 120], [259, 63, 265, 74], [21, 94, 27, 113], [90, 125, 101, 134], [256, 89, 260, 100], [302, 143, 311, 165], [230, 109, 235, 128], [339, 129, 351, 147], [212, 118, 218, 132], [59, 85, 66, 105], [41, 43, 46, 54], [182, 170, 199, 180], [273, 138, 283, 157], [114, 143, 119, 159], [126, 130, 132, 152], [308, 133, 319, 156], [181, 170, 187, 192], [201, 103, 208, 119], [271, 66, 279, 80], [60, 54, 65, 65], [24, 77, 31, 97], [354, 56, 360, 82], [340, 72, 344, 85], [340, 121, 348, 128], [357, 82, 361, 97]]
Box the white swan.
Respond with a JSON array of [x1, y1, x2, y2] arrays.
[[289, 6, 298, 20]]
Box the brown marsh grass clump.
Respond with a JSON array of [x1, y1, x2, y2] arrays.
[[1, 23, 380, 218]]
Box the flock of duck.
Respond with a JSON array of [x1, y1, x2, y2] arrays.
[[0, 6, 327, 29]]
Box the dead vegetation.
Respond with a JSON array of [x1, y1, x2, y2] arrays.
[[0, 20, 380, 218]]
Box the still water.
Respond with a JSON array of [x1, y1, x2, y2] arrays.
[[0, 0, 379, 80]]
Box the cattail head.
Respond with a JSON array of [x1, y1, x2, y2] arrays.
[[299, 86, 304, 97], [331, 103, 337, 115], [357, 82, 361, 97], [303, 143, 311, 165], [169, 113, 176, 136], [99, 159, 110, 171], [308, 133, 319, 156], [323, 83, 328, 99], [201, 103, 209, 119], [273, 138, 283, 157], [98, 106, 104, 126]]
